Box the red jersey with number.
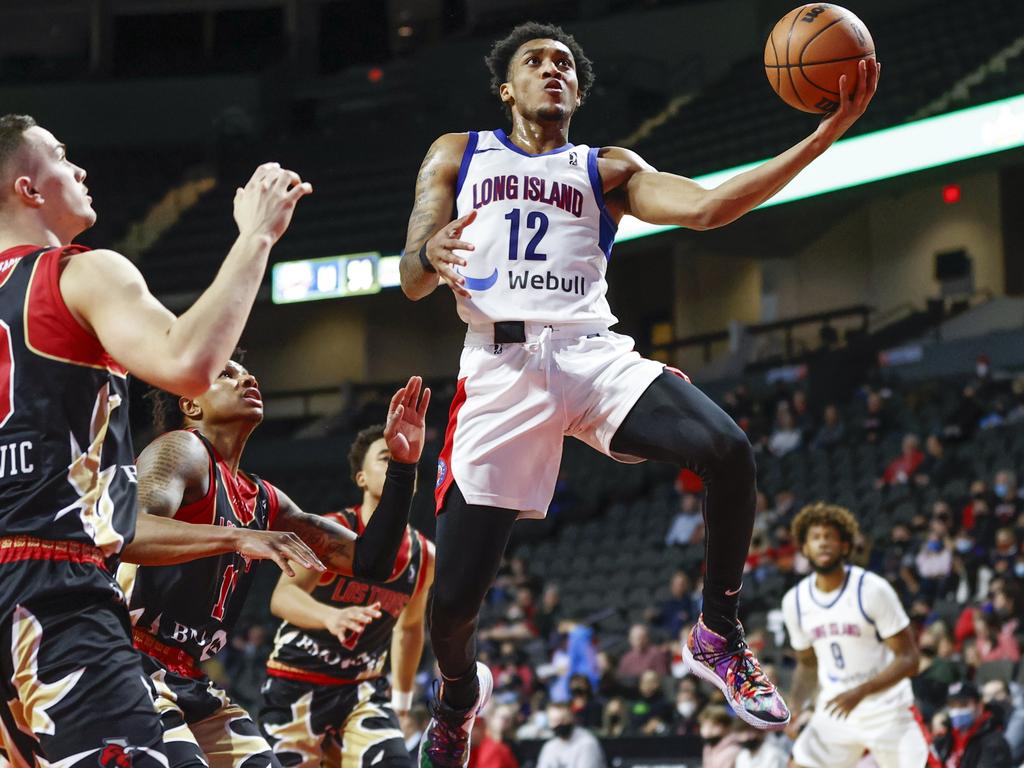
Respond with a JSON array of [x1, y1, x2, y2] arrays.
[[0, 245, 136, 564], [118, 430, 280, 663], [266, 509, 429, 684]]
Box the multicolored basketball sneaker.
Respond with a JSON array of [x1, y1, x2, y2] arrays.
[[682, 615, 790, 730], [419, 662, 494, 768]]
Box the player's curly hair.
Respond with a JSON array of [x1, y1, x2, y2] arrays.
[[791, 502, 861, 547], [485, 22, 595, 119], [348, 425, 386, 483]]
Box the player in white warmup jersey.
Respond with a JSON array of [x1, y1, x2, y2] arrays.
[[398, 22, 879, 766], [782, 503, 932, 768]]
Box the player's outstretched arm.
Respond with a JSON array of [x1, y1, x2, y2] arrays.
[[61, 163, 312, 398], [824, 626, 920, 719], [275, 377, 429, 578], [389, 539, 434, 714], [122, 430, 324, 574], [269, 565, 382, 640], [614, 60, 879, 231], [399, 133, 474, 300]]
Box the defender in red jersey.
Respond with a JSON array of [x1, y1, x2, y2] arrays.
[[261, 425, 435, 768], [118, 364, 429, 768], [0, 114, 310, 767]]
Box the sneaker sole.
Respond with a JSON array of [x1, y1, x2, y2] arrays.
[[682, 642, 791, 731]]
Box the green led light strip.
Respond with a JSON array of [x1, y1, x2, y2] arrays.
[[615, 92, 1024, 243]]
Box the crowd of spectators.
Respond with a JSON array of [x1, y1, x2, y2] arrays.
[[209, 364, 1024, 766]]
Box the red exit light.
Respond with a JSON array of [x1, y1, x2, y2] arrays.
[[942, 184, 961, 204]]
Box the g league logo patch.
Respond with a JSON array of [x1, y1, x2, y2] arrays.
[[436, 458, 448, 489]]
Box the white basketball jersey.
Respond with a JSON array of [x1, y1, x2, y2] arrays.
[[452, 129, 618, 328], [781, 565, 913, 717]]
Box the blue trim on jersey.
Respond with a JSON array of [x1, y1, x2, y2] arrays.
[[587, 147, 617, 261], [455, 132, 479, 198], [493, 128, 575, 157], [808, 565, 852, 609], [856, 569, 876, 625]]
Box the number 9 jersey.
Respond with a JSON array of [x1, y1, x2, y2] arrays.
[[451, 129, 618, 329]]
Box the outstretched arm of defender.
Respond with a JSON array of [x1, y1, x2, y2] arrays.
[[274, 376, 429, 578], [612, 60, 879, 231], [122, 430, 324, 574], [399, 133, 475, 300], [61, 163, 312, 398], [390, 540, 434, 713], [824, 626, 919, 719]]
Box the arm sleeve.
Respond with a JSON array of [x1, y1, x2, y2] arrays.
[[352, 460, 416, 581], [781, 587, 812, 651], [860, 572, 910, 639]]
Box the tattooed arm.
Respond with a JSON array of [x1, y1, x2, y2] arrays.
[[399, 133, 472, 300], [122, 430, 323, 574]]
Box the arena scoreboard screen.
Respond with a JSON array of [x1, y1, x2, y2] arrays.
[[271, 253, 402, 303]]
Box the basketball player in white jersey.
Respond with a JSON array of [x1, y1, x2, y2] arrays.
[[782, 503, 930, 767], [398, 22, 879, 766]]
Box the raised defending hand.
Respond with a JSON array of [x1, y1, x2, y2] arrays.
[[425, 209, 477, 299], [324, 603, 382, 643], [383, 375, 431, 465], [815, 59, 881, 145], [234, 529, 325, 577], [233, 162, 313, 245]]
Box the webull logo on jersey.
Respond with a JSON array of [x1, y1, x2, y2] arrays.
[[471, 174, 584, 217], [508, 270, 586, 296]]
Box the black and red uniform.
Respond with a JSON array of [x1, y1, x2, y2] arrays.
[[0, 245, 166, 767], [260, 509, 429, 768], [117, 430, 282, 767]]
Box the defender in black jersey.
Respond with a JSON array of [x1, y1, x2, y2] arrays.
[[261, 425, 435, 768], [0, 115, 310, 767], [118, 363, 429, 768]]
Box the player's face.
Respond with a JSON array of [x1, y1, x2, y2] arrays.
[[803, 523, 849, 573], [185, 360, 263, 426], [356, 437, 390, 504], [14, 127, 95, 238], [502, 39, 582, 124]]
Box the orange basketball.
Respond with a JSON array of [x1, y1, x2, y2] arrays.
[[764, 4, 875, 114]]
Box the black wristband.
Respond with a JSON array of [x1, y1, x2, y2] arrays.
[[418, 243, 436, 274]]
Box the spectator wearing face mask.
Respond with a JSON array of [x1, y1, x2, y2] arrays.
[[567, 674, 603, 730], [981, 679, 1024, 763], [536, 703, 605, 768], [673, 683, 702, 736], [698, 706, 742, 768], [934, 681, 1012, 768], [734, 725, 788, 768]]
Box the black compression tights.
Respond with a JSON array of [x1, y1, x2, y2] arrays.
[[610, 371, 756, 636], [429, 372, 755, 708]]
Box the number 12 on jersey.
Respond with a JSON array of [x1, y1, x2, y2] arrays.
[[504, 209, 548, 261]]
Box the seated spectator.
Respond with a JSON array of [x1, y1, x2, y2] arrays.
[[915, 520, 953, 593], [915, 434, 956, 487], [536, 702, 606, 768], [629, 669, 674, 735], [914, 626, 965, 719], [665, 493, 704, 547], [768, 404, 802, 456], [616, 624, 669, 681], [993, 470, 1024, 523], [600, 697, 628, 738], [982, 679, 1024, 764], [973, 611, 1020, 663], [811, 403, 846, 450], [944, 384, 982, 442], [596, 650, 629, 700], [1006, 375, 1024, 424], [567, 674, 603, 731], [861, 390, 888, 444], [735, 726, 788, 768], [933, 681, 1012, 768], [791, 389, 814, 434], [699, 705, 743, 768], [535, 584, 563, 644], [672, 680, 702, 736], [651, 571, 700, 639], [879, 433, 924, 486], [468, 712, 519, 768], [993, 528, 1019, 572]]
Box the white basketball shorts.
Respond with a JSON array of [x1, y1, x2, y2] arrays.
[[434, 323, 674, 518], [791, 704, 933, 768]]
